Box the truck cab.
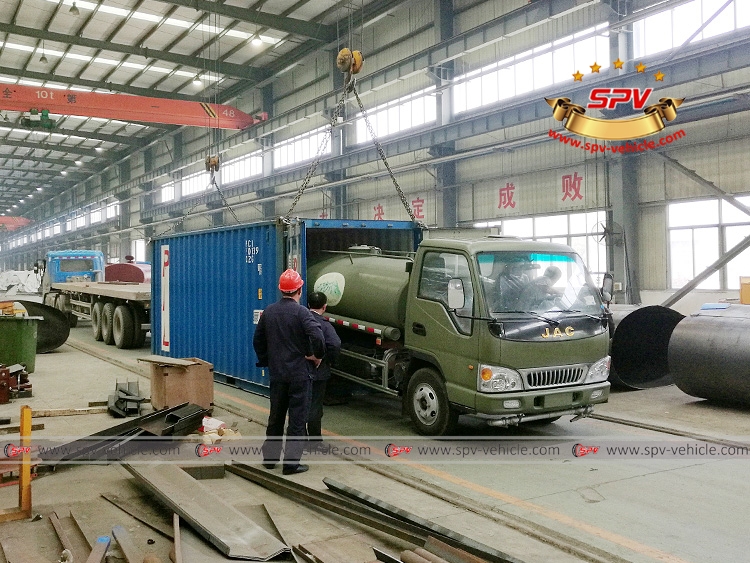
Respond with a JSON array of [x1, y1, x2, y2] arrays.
[[41, 250, 105, 326], [403, 237, 610, 434]]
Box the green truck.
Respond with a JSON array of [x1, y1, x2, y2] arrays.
[[308, 234, 612, 435]]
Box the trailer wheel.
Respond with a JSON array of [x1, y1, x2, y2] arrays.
[[91, 301, 104, 341], [113, 305, 135, 349], [131, 305, 147, 348], [406, 368, 458, 436], [101, 302, 116, 345]]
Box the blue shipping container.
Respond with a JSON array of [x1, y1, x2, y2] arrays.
[[152, 219, 420, 396]]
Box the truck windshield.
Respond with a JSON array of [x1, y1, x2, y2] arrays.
[[59, 259, 95, 272], [477, 251, 602, 317]]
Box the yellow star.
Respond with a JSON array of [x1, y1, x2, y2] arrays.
[[613, 58, 624, 70], [573, 70, 584, 82], [654, 70, 665, 81], [635, 62, 647, 73], [590, 62, 601, 73]]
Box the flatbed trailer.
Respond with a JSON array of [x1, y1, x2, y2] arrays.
[[46, 281, 150, 349]]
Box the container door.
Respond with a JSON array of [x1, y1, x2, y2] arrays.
[[151, 222, 281, 396], [406, 251, 478, 408]]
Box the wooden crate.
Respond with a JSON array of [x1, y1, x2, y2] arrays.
[[139, 356, 214, 410]]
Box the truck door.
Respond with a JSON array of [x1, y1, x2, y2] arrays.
[[406, 251, 478, 409]]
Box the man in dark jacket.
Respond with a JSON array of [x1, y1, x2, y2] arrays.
[[254, 269, 325, 475], [307, 291, 342, 446]]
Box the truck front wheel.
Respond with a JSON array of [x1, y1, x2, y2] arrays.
[[406, 368, 458, 436]]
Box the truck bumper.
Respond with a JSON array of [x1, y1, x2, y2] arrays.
[[470, 381, 610, 425]]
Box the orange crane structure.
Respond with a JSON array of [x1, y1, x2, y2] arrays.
[[0, 83, 267, 130]]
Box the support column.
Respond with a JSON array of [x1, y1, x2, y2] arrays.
[[259, 85, 276, 219], [607, 157, 640, 304], [431, 0, 456, 227]]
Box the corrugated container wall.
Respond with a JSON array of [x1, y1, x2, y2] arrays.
[[151, 222, 282, 394]]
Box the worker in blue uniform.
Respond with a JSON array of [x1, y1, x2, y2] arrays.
[[254, 269, 325, 475], [307, 291, 342, 447]]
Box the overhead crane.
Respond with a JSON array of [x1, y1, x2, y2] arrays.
[[0, 83, 267, 130]]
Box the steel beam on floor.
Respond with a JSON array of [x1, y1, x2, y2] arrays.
[[227, 463, 427, 546], [323, 478, 522, 563]]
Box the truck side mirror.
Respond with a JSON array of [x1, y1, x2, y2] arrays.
[[601, 273, 614, 303], [447, 278, 465, 310]]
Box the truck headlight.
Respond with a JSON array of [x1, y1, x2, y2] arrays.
[[584, 356, 610, 384], [478, 365, 523, 393]]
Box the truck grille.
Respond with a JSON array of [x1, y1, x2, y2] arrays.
[[521, 365, 587, 389]]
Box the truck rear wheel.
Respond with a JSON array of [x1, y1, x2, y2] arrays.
[[113, 305, 135, 349], [406, 368, 458, 436], [91, 302, 104, 341], [101, 302, 116, 345]]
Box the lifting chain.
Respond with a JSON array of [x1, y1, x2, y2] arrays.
[[284, 67, 420, 224], [283, 86, 349, 221], [150, 172, 237, 242], [350, 86, 418, 223]]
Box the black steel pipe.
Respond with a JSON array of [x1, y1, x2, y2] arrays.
[[669, 305, 750, 405], [609, 305, 685, 389]]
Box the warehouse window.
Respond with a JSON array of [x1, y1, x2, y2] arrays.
[[132, 239, 146, 262], [182, 171, 211, 196], [274, 126, 330, 169], [633, 0, 749, 59], [454, 25, 609, 114], [90, 208, 101, 224], [106, 202, 120, 219], [222, 151, 262, 184], [354, 87, 437, 143], [160, 182, 175, 203], [668, 196, 750, 290]]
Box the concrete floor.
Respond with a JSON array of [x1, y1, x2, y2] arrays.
[[1, 324, 749, 562]]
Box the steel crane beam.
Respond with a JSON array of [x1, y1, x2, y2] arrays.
[[0, 83, 263, 130]]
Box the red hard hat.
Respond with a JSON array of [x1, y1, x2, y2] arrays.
[[279, 269, 304, 292]]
